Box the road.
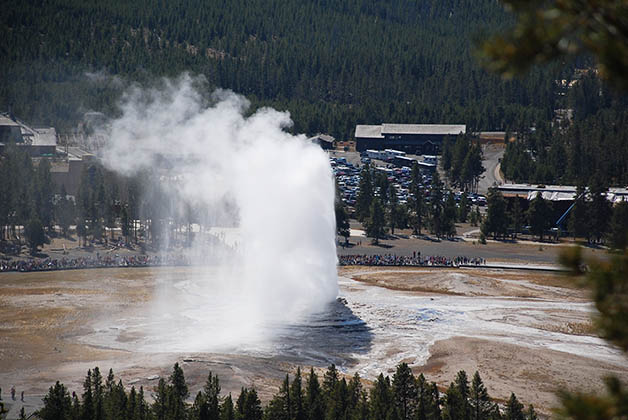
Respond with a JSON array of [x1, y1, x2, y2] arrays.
[[477, 144, 505, 194]]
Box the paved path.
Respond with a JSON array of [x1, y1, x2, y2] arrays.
[[478, 144, 505, 194], [2, 394, 42, 419]]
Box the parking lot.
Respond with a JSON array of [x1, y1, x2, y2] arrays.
[[329, 151, 486, 212]]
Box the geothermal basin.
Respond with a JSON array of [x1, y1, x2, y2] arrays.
[[1, 265, 627, 416]]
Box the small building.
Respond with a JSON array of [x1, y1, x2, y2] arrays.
[[51, 147, 95, 196], [355, 123, 466, 154], [309, 133, 336, 150], [497, 183, 628, 205]]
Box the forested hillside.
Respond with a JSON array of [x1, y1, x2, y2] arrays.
[[1, 0, 562, 136]]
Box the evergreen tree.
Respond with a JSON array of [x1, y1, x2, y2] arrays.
[[527, 193, 552, 241], [503, 393, 525, 420], [568, 184, 588, 240], [356, 165, 373, 222], [442, 383, 464, 420], [409, 164, 425, 235], [469, 372, 492, 420], [169, 363, 189, 420], [392, 363, 416, 420], [25, 216, 46, 254], [453, 371, 471, 420], [443, 193, 458, 239], [608, 201, 628, 250], [153, 378, 169, 420], [335, 200, 350, 245], [39, 382, 73, 420], [290, 368, 305, 420], [35, 158, 55, 231], [388, 184, 400, 235], [482, 188, 508, 240], [305, 368, 324, 420], [365, 197, 387, 245], [525, 405, 538, 420], [429, 172, 444, 238], [81, 369, 94, 420], [204, 372, 221, 420], [588, 177, 611, 243], [221, 395, 235, 420], [510, 197, 523, 239], [368, 374, 392, 420], [458, 192, 470, 223]]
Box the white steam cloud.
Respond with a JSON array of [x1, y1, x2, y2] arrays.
[[102, 75, 338, 351]]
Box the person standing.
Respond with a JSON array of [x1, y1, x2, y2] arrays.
[[11, 386, 15, 400]]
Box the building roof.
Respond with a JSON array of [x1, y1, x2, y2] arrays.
[[355, 124, 466, 138], [381, 124, 466, 135], [31, 128, 57, 146], [0, 115, 20, 127], [499, 184, 628, 203], [355, 125, 384, 139], [308, 133, 336, 144]]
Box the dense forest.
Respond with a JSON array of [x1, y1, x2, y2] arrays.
[[25, 363, 538, 420], [500, 73, 628, 186], [1, 0, 565, 138]]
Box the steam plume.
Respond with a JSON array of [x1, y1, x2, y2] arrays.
[[101, 75, 338, 350]]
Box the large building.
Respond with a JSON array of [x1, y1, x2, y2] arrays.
[[0, 113, 57, 157], [354, 123, 466, 154]]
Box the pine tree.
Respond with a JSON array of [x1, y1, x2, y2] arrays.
[[482, 188, 508, 240], [39, 382, 73, 420], [290, 368, 305, 420], [369, 374, 392, 420], [443, 193, 458, 239], [442, 383, 464, 420], [453, 371, 471, 420], [388, 184, 399, 235], [392, 363, 416, 420], [409, 163, 425, 235], [527, 192, 552, 241], [469, 372, 492, 420], [204, 372, 221, 420], [504, 393, 525, 420], [429, 172, 444, 238], [608, 201, 628, 250], [568, 184, 587, 240], [153, 378, 169, 420], [356, 164, 374, 222], [510, 197, 523, 239], [220, 394, 235, 420], [25, 216, 46, 255], [82, 369, 94, 420], [365, 197, 386, 245], [458, 192, 470, 223], [587, 177, 610, 243], [305, 368, 324, 420], [169, 363, 189, 420]]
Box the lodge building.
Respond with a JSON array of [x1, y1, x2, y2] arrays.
[[354, 123, 466, 154]]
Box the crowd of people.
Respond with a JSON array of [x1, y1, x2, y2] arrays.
[[0, 253, 190, 273], [0, 252, 487, 272], [338, 253, 485, 267]]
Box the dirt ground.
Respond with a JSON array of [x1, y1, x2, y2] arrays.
[[338, 266, 628, 416], [1, 266, 626, 418]]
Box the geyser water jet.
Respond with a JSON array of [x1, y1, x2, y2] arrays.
[[101, 75, 338, 351]]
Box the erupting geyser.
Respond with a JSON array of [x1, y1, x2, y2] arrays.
[[101, 75, 339, 351]]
